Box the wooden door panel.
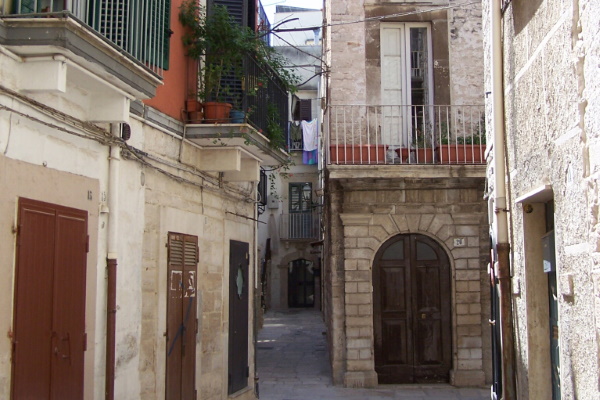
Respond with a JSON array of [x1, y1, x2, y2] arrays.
[[415, 319, 443, 364], [382, 319, 409, 365], [228, 241, 249, 394], [181, 238, 198, 400], [381, 267, 408, 312], [374, 234, 451, 384], [51, 213, 87, 400], [166, 233, 197, 400], [13, 198, 87, 400], [12, 204, 56, 399]]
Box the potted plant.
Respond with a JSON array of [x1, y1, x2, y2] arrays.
[[438, 119, 486, 164], [395, 127, 434, 164], [179, 1, 297, 124]]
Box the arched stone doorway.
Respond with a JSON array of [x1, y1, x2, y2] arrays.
[[372, 234, 452, 383]]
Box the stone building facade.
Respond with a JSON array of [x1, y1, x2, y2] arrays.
[[0, 1, 283, 399], [321, 0, 491, 389], [483, 1, 600, 399]]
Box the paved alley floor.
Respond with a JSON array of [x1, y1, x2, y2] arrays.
[[256, 309, 489, 400]]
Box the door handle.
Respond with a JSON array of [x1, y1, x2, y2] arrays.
[[421, 313, 427, 319]]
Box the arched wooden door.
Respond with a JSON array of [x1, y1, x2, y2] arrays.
[[373, 234, 451, 383]]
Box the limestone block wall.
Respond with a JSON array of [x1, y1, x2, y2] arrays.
[[326, 0, 367, 104], [447, 0, 484, 106], [483, 0, 600, 399], [326, 178, 491, 387]]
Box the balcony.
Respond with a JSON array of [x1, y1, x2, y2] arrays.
[[327, 105, 486, 167], [280, 212, 320, 241], [0, 1, 165, 122], [184, 54, 291, 168], [2, 0, 169, 78]]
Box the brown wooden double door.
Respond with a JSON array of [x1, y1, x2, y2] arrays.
[[373, 234, 451, 384], [12, 198, 88, 399]]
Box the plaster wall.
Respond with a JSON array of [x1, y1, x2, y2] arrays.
[[483, 0, 600, 399], [0, 45, 261, 399], [133, 118, 259, 400]]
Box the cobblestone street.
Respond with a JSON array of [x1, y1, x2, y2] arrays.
[[256, 310, 489, 400]]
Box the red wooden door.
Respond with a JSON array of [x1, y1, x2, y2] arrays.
[[373, 234, 451, 383], [12, 198, 88, 399], [166, 233, 198, 400]]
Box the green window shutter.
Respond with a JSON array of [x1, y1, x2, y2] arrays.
[[162, 0, 171, 70]]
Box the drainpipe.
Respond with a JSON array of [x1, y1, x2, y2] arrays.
[[105, 124, 121, 400], [491, 3, 516, 400]]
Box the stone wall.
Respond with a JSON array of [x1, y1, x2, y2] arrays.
[[483, 0, 600, 399], [326, 177, 490, 387]]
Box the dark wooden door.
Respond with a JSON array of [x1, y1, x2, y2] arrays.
[[288, 259, 315, 308], [373, 234, 451, 383], [228, 240, 249, 394], [12, 198, 88, 400], [166, 233, 198, 400]]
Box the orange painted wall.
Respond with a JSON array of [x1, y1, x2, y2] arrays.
[[144, 0, 198, 122]]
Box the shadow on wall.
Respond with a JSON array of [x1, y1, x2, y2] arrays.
[[512, 0, 544, 34]]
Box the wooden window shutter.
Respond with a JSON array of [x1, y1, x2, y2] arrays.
[[300, 99, 312, 121], [168, 233, 198, 267]]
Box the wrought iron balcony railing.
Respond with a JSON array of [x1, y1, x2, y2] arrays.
[[327, 105, 486, 165], [279, 212, 320, 241], [2, 0, 170, 76]]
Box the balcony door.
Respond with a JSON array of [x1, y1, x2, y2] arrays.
[[289, 182, 312, 239], [381, 23, 433, 149]]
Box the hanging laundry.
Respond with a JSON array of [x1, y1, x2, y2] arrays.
[[289, 121, 302, 151], [301, 119, 318, 165], [301, 119, 318, 151]]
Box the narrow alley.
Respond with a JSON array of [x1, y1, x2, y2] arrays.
[[256, 310, 489, 400]]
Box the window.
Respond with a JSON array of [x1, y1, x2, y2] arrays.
[[380, 23, 433, 147], [289, 182, 312, 212]]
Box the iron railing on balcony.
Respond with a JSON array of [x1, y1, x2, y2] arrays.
[[279, 212, 320, 240], [218, 54, 289, 146], [327, 105, 486, 165], [2, 0, 170, 76]]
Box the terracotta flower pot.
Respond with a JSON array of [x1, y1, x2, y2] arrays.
[[329, 144, 387, 164], [186, 99, 200, 112], [395, 148, 435, 164], [202, 102, 232, 124], [188, 110, 204, 124], [438, 144, 486, 164]]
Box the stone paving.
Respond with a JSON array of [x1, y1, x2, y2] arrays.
[[256, 309, 490, 400]]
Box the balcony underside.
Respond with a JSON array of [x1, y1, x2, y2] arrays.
[[328, 164, 486, 183], [185, 123, 290, 167], [0, 17, 161, 121]]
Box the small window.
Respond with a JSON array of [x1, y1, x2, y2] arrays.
[[300, 99, 312, 121], [289, 182, 312, 212]]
